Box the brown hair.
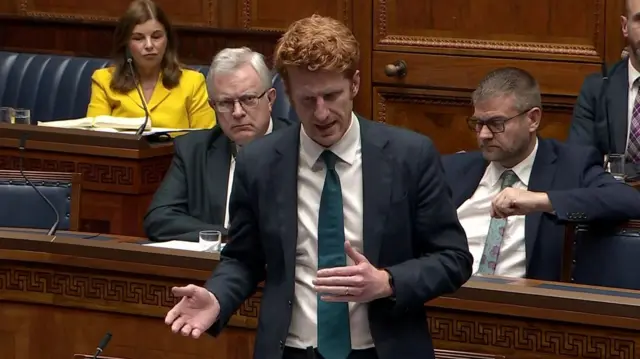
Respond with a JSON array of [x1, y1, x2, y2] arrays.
[[472, 67, 542, 112], [273, 14, 359, 81], [109, 0, 181, 93]]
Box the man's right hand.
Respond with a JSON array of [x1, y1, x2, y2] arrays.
[[165, 284, 220, 339]]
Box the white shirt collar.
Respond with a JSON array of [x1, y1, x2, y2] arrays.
[[483, 137, 539, 188], [265, 117, 273, 135], [299, 112, 360, 168], [629, 58, 640, 90]]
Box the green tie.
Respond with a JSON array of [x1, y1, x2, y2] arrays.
[[317, 150, 351, 359]]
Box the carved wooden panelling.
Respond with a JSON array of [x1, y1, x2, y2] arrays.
[[19, 0, 212, 26], [241, 0, 352, 31], [0, 265, 262, 327], [374, 87, 573, 154], [0, 154, 171, 190], [429, 312, 636, 358], [374, 0, 604, 61]]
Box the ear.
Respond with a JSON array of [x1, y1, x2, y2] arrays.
[[350, 70, 360, 98], [267, 87, 277, 111], [622, 16, 629, 38], [528, 107, 542, 132]]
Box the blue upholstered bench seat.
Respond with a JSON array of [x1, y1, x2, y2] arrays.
[[0, 50, 295, 124]]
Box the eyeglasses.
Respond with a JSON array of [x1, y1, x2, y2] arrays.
[[467, 108, 533, 134], [212, 90, 268, 113]]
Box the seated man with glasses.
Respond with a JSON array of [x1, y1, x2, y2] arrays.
[[144, 47, 292, 242], [441, 66, 640, 281]]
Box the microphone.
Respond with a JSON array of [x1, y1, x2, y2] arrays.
[[125, 49, 150, 137], [600, 61, 613, 169], [91, 332, 112, 359], [18, 135, 59, 236]]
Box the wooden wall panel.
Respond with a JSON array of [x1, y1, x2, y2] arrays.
[[241, 0, 352, 31], [374, 0, 604, 62]]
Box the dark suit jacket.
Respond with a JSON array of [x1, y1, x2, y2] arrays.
[[442, 138, 640, 281], [205, 117, 473, 359], [143, 117, 291, 242], [568, 59, 628, 155]]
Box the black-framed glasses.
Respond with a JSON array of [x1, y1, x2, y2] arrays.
[[467, 108, 533, 134], [212, 89, 268, 113]]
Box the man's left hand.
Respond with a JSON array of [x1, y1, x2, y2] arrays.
[[313, 241, 392, 303], [491, 187, 553, 218]]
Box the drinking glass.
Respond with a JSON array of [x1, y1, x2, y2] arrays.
[[199, 230, 222, 252], [13, 108, 31, 125], [607, 154, 626, 181], [0, 107, 14, 124]]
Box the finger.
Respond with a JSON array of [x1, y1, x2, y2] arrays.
[[317, 265, 359, 277], [170, 315, 187, 334], [313, 276, 362, 287], [191, 328, 203, 339], [314, 285, 351, 296], [165, 299, 186, 325], [344, 241, 367, 264], [180, 323, 193, 337], [172, 284, 198, 298]]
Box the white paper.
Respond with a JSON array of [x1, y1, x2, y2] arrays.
[[142, 240, 227, 252], [143, 240, 206, 251]]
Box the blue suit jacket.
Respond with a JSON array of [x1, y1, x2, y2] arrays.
[[442, 138, 640, 281], [205, 117, 473, 359]]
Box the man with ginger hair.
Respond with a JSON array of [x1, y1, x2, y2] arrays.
[[163, 14, 472, 359]]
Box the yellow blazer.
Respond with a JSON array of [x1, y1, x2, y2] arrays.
[[86, 67, 215, 129]]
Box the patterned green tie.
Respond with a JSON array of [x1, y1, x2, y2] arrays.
[[317, 150, 351, 359], [477, 170, 519, 275]]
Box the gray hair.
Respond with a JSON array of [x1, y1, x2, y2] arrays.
[[472, 67, 542, 112], [206, 47, 272, 97]]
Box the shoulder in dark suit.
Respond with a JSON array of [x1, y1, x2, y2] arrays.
[[442, 137, 640, 280], [205, 116, 473, 359], [568, 59, 629, 154], [143, 117, 292, 242]]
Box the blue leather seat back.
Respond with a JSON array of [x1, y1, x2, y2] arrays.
[[0, 51, 111, 122], [0, 178, 73, 230], [271, 72, 298, 122], [0, 51, 211, 123], [572, 225, 640, 290]]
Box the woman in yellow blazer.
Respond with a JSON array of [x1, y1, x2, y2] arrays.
[[87, 0, 215, 129]]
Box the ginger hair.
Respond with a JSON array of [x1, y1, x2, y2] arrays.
[[274, 14, 360, 80]]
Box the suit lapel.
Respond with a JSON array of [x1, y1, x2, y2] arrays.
[[204, 130, 232, 223], [453, 155, 486, 208], [360, 119, 391, 267], [608, 60, 629, 153], [524, 138, 557, 271], [126, 77, 172, 113], [273, 125, 301, 276]]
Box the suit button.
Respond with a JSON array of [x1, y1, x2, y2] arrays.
[[288, 300, 292, 307], [279, 340, 284, 350], [571, 277, 575, 282], [572, 259, 576, 264]]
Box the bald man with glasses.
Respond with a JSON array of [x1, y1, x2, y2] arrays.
[[144, 47, 292, 242], [442, 67, 640, 281]]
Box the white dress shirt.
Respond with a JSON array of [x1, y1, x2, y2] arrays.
[[223, 118, 273, 228], [626, 58, 640, 152], [286, 113, 374, 349], [456, 138, 539, 278]]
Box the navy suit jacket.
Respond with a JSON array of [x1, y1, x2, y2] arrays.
[[143, 117, 291, 242], [205, 117, 473, 359], [568, 59, 628, 155], [442, 138, 640, 281]]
